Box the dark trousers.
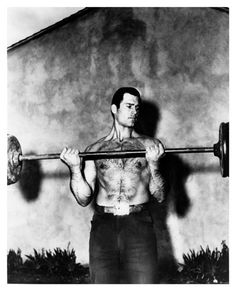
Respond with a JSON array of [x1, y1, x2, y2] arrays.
[[89, 207, 158, 284]]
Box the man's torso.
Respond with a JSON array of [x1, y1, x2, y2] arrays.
[[87, 136, 161, 206]]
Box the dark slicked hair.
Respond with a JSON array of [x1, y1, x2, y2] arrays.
[[111, 87, 141, 109]]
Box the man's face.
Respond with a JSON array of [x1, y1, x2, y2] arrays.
[[114, 93, 140, 128]]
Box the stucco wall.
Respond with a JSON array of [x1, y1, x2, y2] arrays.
[[7, 8, 228, 267]]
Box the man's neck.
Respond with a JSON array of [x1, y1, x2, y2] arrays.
[[108, 121, 135, 142]]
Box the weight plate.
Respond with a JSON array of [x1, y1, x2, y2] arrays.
[[7, 134, 22, 185]]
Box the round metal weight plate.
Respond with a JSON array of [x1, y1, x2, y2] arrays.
[[219, 122, 229, 177], [7, 134, 22, 185]]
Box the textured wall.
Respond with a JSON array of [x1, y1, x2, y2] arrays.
[[8, 8, 228, 267]]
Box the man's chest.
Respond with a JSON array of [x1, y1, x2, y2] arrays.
[[97, 139, 145, 152], [95, 139, 148, 172]]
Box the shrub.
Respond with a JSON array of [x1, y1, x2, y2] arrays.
[[177, 241, 229, 284], [7, 249, 23, 273], [7, 243, 89, 283]]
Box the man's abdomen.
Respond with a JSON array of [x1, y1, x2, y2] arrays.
[[96, 164, 150, 206]]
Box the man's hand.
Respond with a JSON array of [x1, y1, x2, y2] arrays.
[[60, 147, 81, 169], [146, 142, 165, 166]]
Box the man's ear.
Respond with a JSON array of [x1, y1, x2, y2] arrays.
[[111, 104, 117, 115]]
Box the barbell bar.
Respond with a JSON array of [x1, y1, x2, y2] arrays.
[[7, 122, 229, 185]]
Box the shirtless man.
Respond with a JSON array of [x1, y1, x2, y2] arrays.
[[60, 87, 165, 284]]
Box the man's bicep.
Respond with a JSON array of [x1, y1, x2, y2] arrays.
[[84, 160, 97, 191]]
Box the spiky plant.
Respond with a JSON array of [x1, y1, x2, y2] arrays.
[[177, 241, 229, 284], [21, 243, 88, 282], [24, 248, 48, 274]]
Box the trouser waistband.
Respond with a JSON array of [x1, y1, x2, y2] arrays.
[[95, 202, 149, 216]]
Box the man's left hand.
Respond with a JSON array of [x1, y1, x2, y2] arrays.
[[146, 142, 165, 166]]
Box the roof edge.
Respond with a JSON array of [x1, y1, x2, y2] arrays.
[[211, 7, 229, 14], [7, 7, 100, 52]]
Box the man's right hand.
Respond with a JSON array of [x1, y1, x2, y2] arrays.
[[60, 147, 81, 168]]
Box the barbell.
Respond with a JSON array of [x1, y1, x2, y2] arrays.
[[7, 122, 229, 185]]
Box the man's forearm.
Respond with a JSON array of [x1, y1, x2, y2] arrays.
[[149, 163, 165, 202], [70, 166, 93, 206]]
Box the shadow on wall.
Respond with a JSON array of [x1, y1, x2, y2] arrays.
[[137, 100, 192, 279], [135, 100, 160, 137], [19, 154, 70, 201], [19, 153, 43, 201]]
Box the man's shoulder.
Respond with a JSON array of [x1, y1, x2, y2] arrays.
[[84, 137, 107, 152], [137, 135, 162, 147]]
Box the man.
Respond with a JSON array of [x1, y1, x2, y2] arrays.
[[60, 87, 165, 283]]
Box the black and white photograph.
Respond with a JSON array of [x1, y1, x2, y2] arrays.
[[3, 1, 232, 285]]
